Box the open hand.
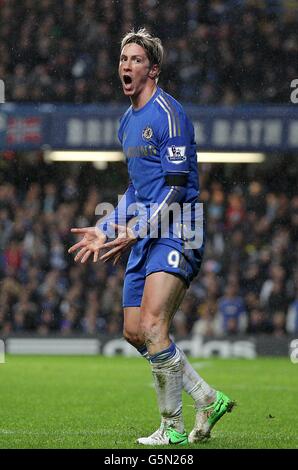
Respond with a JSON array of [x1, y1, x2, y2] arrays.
[[68, 226, 107, 263]]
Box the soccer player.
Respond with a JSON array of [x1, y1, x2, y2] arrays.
[[68, 28, 234, 445]]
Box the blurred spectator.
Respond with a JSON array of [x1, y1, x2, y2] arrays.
[[192, 300, 223, 337], [246, 308, 273, 334], [286, 291, 298, 335], [246, 181, 266, 217], [225, 193, 246, 230], [260, 264, 286, 307], [217, 284, 247, 335], [271, 311, 287, 337]]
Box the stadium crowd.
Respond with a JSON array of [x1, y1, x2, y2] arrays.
[[1, 0, 297, 105], [0, 159, 297, 337]]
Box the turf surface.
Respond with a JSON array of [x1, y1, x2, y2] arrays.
[[0, 355, 297, 449]]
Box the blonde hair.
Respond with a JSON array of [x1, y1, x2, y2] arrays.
[[120, 28, 163, 78]]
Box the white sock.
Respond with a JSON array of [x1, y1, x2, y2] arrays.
[[139, 343, 216, 409], [178, 347, 216, 409], [150, 343, 184, 433]]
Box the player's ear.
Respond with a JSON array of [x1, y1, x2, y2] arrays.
[[149, 64, 159, 80]]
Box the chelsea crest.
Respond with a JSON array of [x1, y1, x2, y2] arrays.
[[142, 126, 153, 140]]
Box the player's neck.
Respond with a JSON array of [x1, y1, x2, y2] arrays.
[[130, 83, 157, 110]]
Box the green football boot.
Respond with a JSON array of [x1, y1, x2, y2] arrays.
[[137, 425, 188, 445], [188, 391, 235, 443]]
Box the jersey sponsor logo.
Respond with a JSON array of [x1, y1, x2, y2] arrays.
[[142, 126, 153, 140], [167, 145, 186, 164], [126, 145, 157, 158]]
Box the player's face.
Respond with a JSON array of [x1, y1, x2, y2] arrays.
[[119, 43, 153, 97]]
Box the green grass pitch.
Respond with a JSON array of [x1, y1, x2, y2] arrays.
[[0, 355, 297, 449]]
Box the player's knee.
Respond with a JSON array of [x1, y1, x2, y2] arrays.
[[123, 327, 144, 348]]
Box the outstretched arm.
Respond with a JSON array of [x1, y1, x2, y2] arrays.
[[68, 181, 137, 264]]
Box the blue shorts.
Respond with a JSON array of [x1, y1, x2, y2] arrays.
[[123, 237, 204, 308]]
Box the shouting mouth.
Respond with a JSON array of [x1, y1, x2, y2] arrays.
[[122, 74, 133, 91]]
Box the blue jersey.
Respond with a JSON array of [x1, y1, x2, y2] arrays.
[[119, 87, 199, 208], [99, 87, 203, 250]]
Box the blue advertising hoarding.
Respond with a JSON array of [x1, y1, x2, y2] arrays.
[[0, 103, 298, 152]]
